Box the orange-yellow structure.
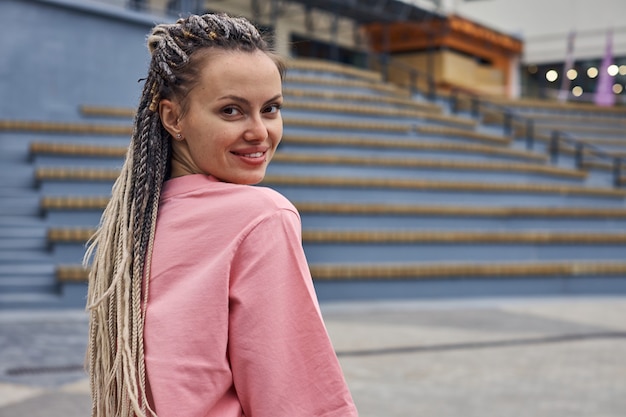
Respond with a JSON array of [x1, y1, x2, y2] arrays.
[[364, 15, 523, 97]]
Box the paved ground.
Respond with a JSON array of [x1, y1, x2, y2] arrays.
[[1, 295, 625, 417]]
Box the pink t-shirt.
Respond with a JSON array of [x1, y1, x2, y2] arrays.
[[144, 174, 358, 417]]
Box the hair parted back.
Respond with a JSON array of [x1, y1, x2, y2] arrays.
[[84, 13, 284, 417]]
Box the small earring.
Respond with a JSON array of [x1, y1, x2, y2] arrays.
[[176, 133, 182, 140]]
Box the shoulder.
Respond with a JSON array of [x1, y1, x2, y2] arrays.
[[161, 175, 297, 216], [227, 185, 301, 229], [242, 185, 297, 214], [230, 186, 303, 247]]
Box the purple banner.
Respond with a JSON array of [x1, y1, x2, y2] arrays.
[[594, 30, 615, 107]]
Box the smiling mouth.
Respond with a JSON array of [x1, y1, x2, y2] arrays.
[[233, 151, 265, 158]]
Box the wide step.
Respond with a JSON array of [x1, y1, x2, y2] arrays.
[[57, 261, 626, 282]]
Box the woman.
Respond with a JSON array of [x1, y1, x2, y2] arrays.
[[85, 13, 358, 417]]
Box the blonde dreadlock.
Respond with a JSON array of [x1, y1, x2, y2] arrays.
[[84, 13, 285, 417]]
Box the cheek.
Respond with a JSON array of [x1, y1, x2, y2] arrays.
[[188, 134, 221, 165], [270, 121, 283, 143]]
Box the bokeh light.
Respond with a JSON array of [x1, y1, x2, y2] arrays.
[[545, 69, 558, 82], [566, 69, 578, 80]]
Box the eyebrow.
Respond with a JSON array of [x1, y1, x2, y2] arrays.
[[217, 94, 283, 106]]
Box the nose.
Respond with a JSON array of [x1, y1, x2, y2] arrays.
[[243, 114, 269, 142]]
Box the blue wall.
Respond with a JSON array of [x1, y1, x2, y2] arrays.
[[0, 0, 168, 121]]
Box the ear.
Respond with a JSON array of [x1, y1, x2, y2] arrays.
[[159, 99, 183, 139]]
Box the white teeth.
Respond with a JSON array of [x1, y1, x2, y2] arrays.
[[242, 152, 263, 158]]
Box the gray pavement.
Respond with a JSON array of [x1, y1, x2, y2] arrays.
[[1, 295, 625, 417]]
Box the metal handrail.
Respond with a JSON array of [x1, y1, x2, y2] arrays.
[[447, 87, 625, 187], [549, 130, 624, 187], [364, 53, 624, 188]]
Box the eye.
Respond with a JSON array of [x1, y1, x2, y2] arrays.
[[222, 106, 241, 116], [263, 103, 282, 114]]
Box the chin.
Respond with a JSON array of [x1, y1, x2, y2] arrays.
[[243, 176, 265, 185], [224, 172, 266, 185]]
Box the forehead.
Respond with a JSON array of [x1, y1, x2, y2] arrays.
[[193, 50, 282, 98]]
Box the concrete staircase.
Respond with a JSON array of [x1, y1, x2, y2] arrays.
[[1, 58, 626, 309]]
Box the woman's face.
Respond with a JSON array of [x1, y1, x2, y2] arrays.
[[163, 49, 283, 184]]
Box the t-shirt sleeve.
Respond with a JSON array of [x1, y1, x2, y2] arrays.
[[228, 208, 358, 417]]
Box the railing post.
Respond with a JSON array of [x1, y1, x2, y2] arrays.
[[330, 11, 339, 62], [503, 111, 513, 137], [525, 119, 534, 150], [427, 78, 436, 101], [575, 142, 584, 170], [382, 23, 391, 83], [450, 89, 458, 114], [471, 97, 480, 119], [550, 131, 560, 164], [614, 158, 622, 187], [380, 54, 389, 83], [409, 70, 417, 97]]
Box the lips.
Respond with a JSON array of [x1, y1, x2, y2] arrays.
[[231, 148, 270, 166], [237, 151, 264, 158], [231, 148, 268, 158]]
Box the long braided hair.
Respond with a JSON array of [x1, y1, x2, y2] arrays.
[[84, 13, 285, 417]]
